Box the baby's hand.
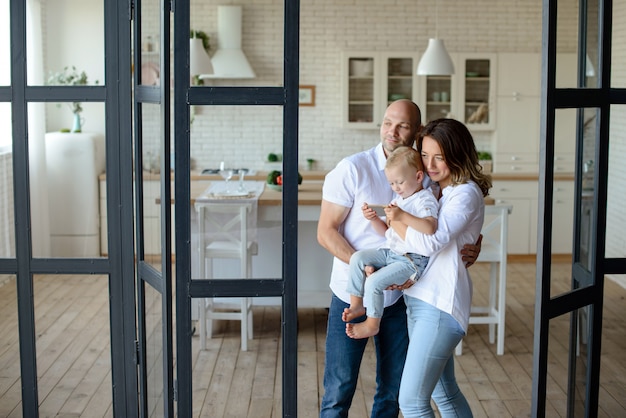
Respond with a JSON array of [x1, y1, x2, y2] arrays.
[[384, 203, 402, 223], [361, 203, 378, 220]]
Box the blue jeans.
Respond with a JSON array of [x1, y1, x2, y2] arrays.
[[347, 248, 429, 318], [320, 294, 408, 418], [399, 296, 472, 418]]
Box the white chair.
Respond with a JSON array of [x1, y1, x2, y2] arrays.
[[196, 202, 258, 351], [456, 204, 512, 356]]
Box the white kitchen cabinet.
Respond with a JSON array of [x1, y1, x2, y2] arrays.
[[551, 181, 575, 254], [494, 53, 541, 173], [343, 53, 378, 129], [382, 54, 418, 106], [494, 53, 577, 174], [418, 53, 496, 131], [554, 54, 578, 173], [342, 52, 418, 129], [342, 51, 497, 131], [457, 53, 497, 131], [491, 179, 574, 255], [491, 180, 538, 254], [420, 73, 454, 124]]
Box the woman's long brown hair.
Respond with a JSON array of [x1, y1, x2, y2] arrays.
[[417, 118, 492, 197]]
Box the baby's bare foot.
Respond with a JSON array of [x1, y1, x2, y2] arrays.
[[345, 320, 380, 339], [364, 265, 376, 276], [342, 306, 366, 322]]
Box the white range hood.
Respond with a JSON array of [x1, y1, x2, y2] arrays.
[[200, 5, 256, 79]]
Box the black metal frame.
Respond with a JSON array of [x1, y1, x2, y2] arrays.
[[173, 1, 300, 416], [533, 0, 626, 416], [133, 0, 175, 416], [4, 0, 138, 416]]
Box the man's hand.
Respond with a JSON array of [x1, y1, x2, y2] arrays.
[[461, 234, 483, 268]]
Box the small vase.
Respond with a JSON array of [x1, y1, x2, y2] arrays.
[[71, 113, 84, 133]]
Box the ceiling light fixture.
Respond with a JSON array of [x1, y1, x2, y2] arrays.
[[190, 35, 213, 79], [417, 0, 455, 76], [585, 53, 595, 77]]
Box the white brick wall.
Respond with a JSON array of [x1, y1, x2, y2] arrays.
[[152, 0, 564, 172]]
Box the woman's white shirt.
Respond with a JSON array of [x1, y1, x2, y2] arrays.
[[402, 181, 485, 332]]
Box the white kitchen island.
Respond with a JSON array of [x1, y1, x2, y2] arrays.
[[190, 181, 334, 309]]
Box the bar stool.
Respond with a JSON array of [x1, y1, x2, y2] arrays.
[[196, 202, 257, 351], [456, 204, 512, 356]]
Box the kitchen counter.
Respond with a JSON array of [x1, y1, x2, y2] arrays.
[[100, 170, 574, 183], [189, 181, 496, 207], [189, 181, 323, 207]]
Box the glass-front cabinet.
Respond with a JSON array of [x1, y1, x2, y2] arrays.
[[343, 52, 496, 131], [418, 53, 496, 130], [422, 74, 453, 123], [460, 55, 495, 130], [343, 52, 417, 129], [345, 55, 377, 128], [384, 56, 416, 105]]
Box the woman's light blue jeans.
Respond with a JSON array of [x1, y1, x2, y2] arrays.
[[399, 296, 472, 418]]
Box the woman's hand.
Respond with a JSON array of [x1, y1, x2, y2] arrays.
[[385, 278, 416, 291], [461, 234, 482, 268]]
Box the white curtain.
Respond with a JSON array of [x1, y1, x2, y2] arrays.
[[27, 0, 51, 257]]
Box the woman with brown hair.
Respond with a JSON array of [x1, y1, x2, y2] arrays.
[[385, 118, 491, 417]]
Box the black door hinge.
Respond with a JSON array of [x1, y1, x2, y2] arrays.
[[135, 339, 140, 365]]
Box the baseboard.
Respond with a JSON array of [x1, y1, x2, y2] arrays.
[[504, 254, 572, 263]]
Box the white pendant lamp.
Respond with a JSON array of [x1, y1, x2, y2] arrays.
[[417, 39, 455, 75], [190, 37, 213, 78], [585, 54, 595, 77], [417, 0, 455, 75]]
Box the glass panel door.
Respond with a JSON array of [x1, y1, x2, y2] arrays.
[[134, 0, 174, 416]]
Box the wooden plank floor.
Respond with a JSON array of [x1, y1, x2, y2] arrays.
[[0, 262, 624, 417]]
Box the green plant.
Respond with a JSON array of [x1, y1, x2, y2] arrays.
[[47, 66, 97, 114], [478, 151, 492, 161]]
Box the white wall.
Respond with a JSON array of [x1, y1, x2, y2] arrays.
[[606, 2, 626, 266], [40, 0, 579, 171], [43, 0, 105, 134]]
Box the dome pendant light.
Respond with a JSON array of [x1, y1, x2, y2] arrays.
[[190, 35, 214, 78], [417, 0, 455, 75]]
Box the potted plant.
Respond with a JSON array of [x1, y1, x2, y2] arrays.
[[478, 151, 492, 174], [47, 66, 98, 132], [306, 158, 316, 171]]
